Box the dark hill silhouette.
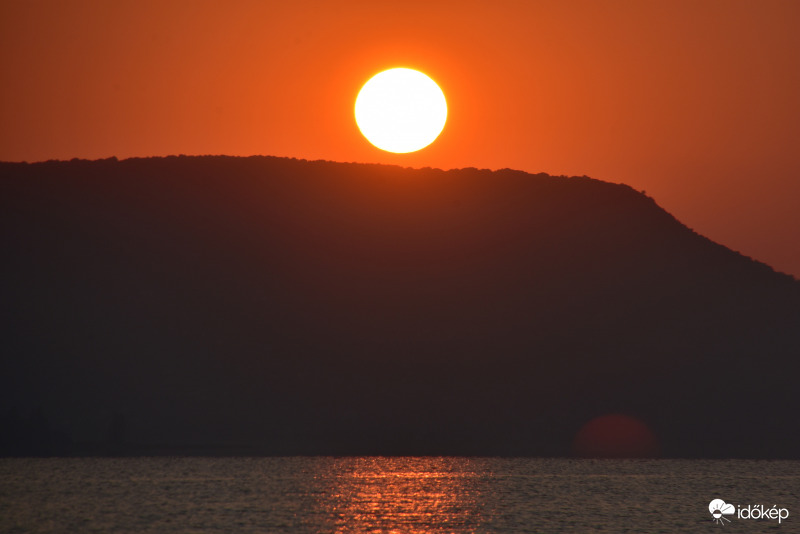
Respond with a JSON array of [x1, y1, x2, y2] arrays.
[[1, 155, 798, 458]]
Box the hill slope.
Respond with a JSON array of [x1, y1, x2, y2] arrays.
[[1, 156, 798, 457]]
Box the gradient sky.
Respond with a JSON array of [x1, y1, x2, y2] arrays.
[[2, 0, 798, 276]]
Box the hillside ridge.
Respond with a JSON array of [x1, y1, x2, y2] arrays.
[[2, 154, 798, 458]]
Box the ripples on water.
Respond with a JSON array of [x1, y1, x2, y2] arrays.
[[1, 457, 798, 533]]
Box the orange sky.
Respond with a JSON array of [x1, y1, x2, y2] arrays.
[[2, 0, 799, 276]]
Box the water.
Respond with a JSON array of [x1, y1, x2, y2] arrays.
[[1, 457, 797, 533]]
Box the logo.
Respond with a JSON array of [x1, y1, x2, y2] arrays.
[[709, 498, 789, 526], [709, 499, 735, 525]]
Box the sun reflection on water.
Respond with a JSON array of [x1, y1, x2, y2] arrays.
[[316, 457, 489, 533]]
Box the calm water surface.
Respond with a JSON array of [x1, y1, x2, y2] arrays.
[[1, 457, 797, 533]]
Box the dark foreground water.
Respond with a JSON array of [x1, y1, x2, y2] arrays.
[[1, 457, 797, 533]]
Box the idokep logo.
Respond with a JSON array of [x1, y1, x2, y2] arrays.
[[709, 498, 790, 526], [709, 499, 735, 525]]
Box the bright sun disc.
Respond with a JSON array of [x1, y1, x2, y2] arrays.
[[355, 68, 447, 153]]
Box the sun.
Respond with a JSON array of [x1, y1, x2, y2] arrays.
[[355, 68, 447, 153]]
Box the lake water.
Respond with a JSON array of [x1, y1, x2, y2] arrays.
[[1, 457, 797, 532]]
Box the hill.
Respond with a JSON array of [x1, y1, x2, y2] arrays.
[[1, 155, 798, 457]]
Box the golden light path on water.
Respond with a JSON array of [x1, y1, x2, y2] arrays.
[[3, 457, 799, 532], [316, 457, 488, 533]]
